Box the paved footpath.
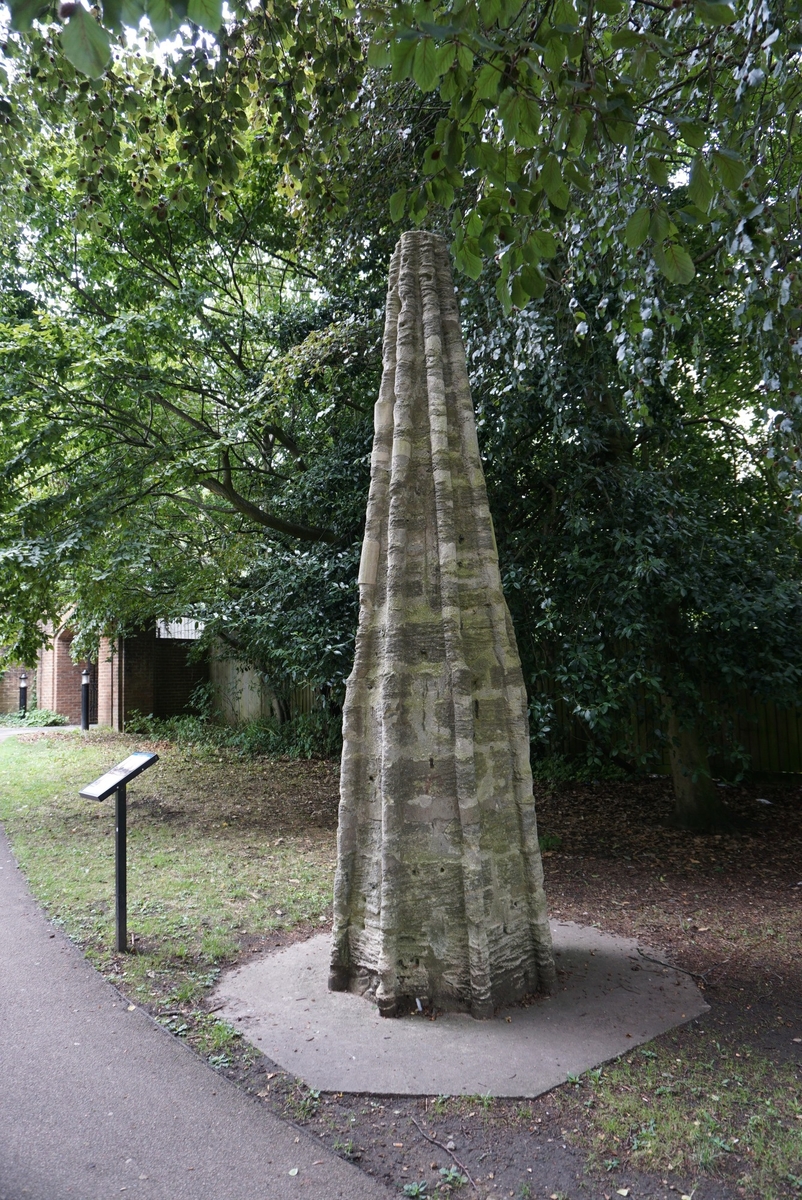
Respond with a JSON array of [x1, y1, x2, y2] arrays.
[[0, 816, 391, 1200]]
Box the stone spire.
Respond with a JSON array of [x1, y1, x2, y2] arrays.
[[329, 231, 555, 1019]]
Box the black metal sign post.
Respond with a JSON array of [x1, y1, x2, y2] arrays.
[[80, 752, 158, 952], [115, 781, 127, 951]]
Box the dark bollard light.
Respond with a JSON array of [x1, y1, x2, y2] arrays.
[[18, 671, 27, 716], [81, 668, 90, 732], [80, 752, 159, 953]]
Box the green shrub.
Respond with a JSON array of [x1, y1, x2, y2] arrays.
[[124, 710, 229, 747], [531, 752, 631, 784], [227, 709, 342, 759], [0, 708, 69, 727], [124, 706, 342, 759]]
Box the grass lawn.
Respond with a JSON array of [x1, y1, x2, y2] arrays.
[[1, 729, 800, 1200], [0, 728, 337, 1009]]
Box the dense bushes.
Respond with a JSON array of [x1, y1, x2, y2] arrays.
[[124, 707, 342, 760]]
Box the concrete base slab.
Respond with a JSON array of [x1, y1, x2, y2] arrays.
[[212, 921, 708, 1097]]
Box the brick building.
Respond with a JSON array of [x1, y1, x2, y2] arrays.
[[37, 622, 208, 729], [0, 664, 30, 714], [34, 625, 88, 723]]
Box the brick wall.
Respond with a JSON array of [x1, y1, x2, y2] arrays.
[[153, 639, 208, 718], [123, 629, 156, 720], [97, 637, 122, 730], [0, 665, 29, 714], [36, 628, 86, 724], [38, 625, 208, 728]]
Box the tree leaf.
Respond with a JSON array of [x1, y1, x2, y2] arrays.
[[456, 42, 473, 72], [610, 29, 644, 49], [520, 265, 547, 299], [436, 42, 456, 74], [499, 0, 521, 26], [390, 36, 417, 83], [367, 38, 392, 68], [61, 6, 111, 78], [625, 207, 651, 249], [495, 273, 512, 314], [413, 36, 441, 92], [456, 238, 483, 279], [516, 94, 542, 148], [543, 34, 565, 71], [694, 0, 736, 24], [649, 206, 670, 243], [552, 0, 579, 29], [8, 0, 48, 32], [389, 188, 406, 223], [712, 148, 746, 190], [567, 110, 589, 152], [653, 240, 696, 285], [118, 0, 146, 26], [498, 88, 522, 138], [541, 155, 569, 209], [675, 118, 706, 149], [688, 155, 713, 211], [475, 61, 502, 100], [527, 230, 557, 260], [510, 275, 529, 308], [430, 177, 454, 207], [146, 0, 173, 37], [646, 157, 670, 186], [101, 0, 124, 32], [479, 0, 502, 24], [187, 0, 221, 31]]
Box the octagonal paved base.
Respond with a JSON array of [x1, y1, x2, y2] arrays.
[[211, 921, 708, 1097]]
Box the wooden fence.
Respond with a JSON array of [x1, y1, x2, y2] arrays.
[[536, 686, 802, 776], [208, 653, 315, 725], [210, 651, 802, 774]]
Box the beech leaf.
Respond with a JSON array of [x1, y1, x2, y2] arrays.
[[541, 155, 569, 210], [61, 5, 111, 78], [456, 239, 483, 280], [146, 0, 173, 37], [712, 148, 746, 190], [520, 265, 547, 299], [527, 230, 557, 260], [367, 38, 392, 68], [694, 0, 736, 24], [688, 156, 714, 211], [389, 188, 406, 223], [390, 36, 417, 83], [187, 0, 222, 31], [413, 37, 440, 92], [8, 0, 48, 31], [654, 240, 696, 285], [625, 207, 651, 250]]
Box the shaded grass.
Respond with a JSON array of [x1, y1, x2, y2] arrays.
[[0, 730, 336, 1010], [551, 1035, 802, 1199]]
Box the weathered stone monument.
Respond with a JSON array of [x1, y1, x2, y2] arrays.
[[329, 230, 555, 1019]]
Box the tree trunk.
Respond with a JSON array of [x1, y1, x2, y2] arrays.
[[662, 699, 730, 831], [270, 692, 290, 725], [329, 232, 555, 1018]]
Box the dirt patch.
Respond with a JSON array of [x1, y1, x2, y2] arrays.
[[537, 776, 802, 1036], [129, 751, 341, 835]]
